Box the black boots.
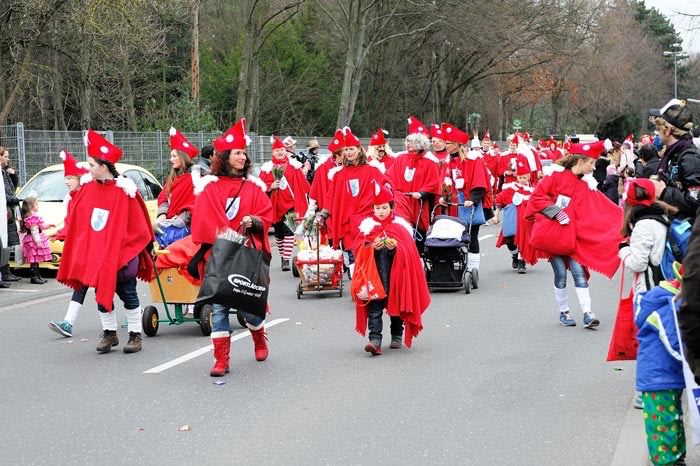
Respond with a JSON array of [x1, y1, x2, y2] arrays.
[[1, 264, 20, 282], [511, 253, 519, 269], [30, 263, 47, 284], [518, 260, 527, 274]]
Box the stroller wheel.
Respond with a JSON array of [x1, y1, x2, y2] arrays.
[[463, 271, 471, 294], [471, 268, 479, 289]]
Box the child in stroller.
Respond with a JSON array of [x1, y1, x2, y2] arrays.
[[423, 215, 472, 293]]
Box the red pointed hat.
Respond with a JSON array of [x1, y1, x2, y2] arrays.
[[626, 178, 656, 206], [342, 126, 361, 148], [625, 133, 634, 142], [373, 180, 394, 205], [370, 129, 388, 146], [169, 127, 199, 158], [569, 140, 605, 159], [60, 150, 89, 177], [328, 129, 345, 153], [523, 131, 531, 143], [84, 129, 123, 164], [407, 115, 429, 136], [214, 118, 251, 152], [270, 135, 285, 150], [510, 133, 520, 145], [515, 155, 531, 176], [482, 130, 491, 141], [441, 123, 470, 145], [430, 123, 445, 140]]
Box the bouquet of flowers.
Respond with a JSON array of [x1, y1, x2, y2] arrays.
[[272, 166, 285, 184], [441, 182, 453, 205]]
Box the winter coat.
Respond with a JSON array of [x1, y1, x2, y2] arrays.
[[593, 157, 610, 189], [194, 157, 211, 176], [601, 174, 620, 205], [2, 168, 19, 247], [657, 137, 700, 219], [635, 285, 684, 392], [638, 157, 660, 179], [618, 205, 669, 294]]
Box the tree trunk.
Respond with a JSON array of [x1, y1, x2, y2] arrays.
[[51, 33, 66, 130], [123, 57, 137, 131], [336, 0, 361, 128], [551, 92, 561, 134], [236, 0, 256, 120], [191, 0, 200, 108], [79, 40, 92, 128], [0, 33, 41, 125], [39, 75, 51, 130]]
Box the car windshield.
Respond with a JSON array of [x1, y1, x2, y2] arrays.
[[18, 170, 67, 201]]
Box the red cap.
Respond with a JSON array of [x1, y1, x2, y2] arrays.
[[441, 123, 470, 145], [60, 150, 89, 177], [523, 132, 531, 143], [626, 178, 656, 206], [407, 115, 429, 136], [569, 140, 605, 159], [84, 129, 123, 164], [510, 133, 520, 146], [169, 127, 199, 158], [373, 181, 393, 205], [515, 155, 531, 176], [270, 135, 285, 150], [430, 124, 444, 140], [328, 129, 344, 153], [482, 130, 491, 141], [213, 118, 251, 152], [370, 129, 388, 146], [342, 126, 361, 148]]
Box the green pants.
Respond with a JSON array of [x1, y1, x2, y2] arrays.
[[642, 390, 686, 465]]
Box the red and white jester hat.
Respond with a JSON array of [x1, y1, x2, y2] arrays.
[[213, 118, 251, 152], [84, 129, 123, 164], [169, 127, 199, 158]]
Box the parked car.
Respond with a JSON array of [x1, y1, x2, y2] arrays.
[[13, 163, 162, 269]]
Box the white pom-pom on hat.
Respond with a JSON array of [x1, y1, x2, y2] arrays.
[[169, 127, 177, 137], [59, 150, 67, 161]]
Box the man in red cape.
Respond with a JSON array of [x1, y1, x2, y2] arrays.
[[354, 182, 430, 353]]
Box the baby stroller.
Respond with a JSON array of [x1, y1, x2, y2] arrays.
[[423, 211, 472, 293]]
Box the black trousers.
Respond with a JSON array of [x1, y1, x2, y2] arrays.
[[367, 298, 404, 344], [468, 224, 481, 254]]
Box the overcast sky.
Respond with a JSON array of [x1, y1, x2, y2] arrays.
[[643, 0, 700, 54]]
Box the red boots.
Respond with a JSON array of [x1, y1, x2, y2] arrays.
[[210, 336, 230, 377], [251, 327, 268, 361]]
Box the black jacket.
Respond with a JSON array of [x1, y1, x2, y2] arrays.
[[679, 205, 700, 382], [639, 157, 660, 179], [2, 168, 19, 247], [657, 138, 700, 219]]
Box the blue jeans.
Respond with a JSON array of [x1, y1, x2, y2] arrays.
[[550, 256, 588, 289], [211, 303, 264, 332], [97, 277, 140, 312]]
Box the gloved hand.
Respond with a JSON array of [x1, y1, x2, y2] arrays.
[[187, 243, 212, 280], [555, 210, 570, 225]]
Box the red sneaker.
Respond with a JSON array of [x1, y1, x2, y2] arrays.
[[210, 336, 230, 377], [364, 341, 382, 355], [251, 327, 268, 361]]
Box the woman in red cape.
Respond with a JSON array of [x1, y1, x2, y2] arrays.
[[306, 130, 344, 244], [189, 118, 274, 377], [258, 136, 310, 271], [386, 131, 440, 253], [525, 148, 623, 329], [156, 128, 198, 235], [318, 127, 391, 273], [57, 130, 154, 354], [354, 183, 430, 354], [493, 156, 536, 273]]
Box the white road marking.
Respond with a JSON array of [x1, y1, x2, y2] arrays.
[[0, 288, 40, 293], [143, 317, 290, 374], [0, 291, 71, 313], [478, 234, 494, 241]]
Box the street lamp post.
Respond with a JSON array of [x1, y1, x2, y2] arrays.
[[663, 46, 688, 99]]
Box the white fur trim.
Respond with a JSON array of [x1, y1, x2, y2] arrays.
[[315, 154, 331, 169], [367, 158, 386, 174], [59, 150, 67, 161], [211, 331, 229, 339], [328, 166, 343, 181], [582, 174, 598, 191], [246, 175, 268, 192], [443, 177, 453, 186], [116, 175, 138, 198], [501, 182, 517, 190], [466, 150, 480, 160], [358, 217, 380, 236], [193, 174, 219, 195], [260, 161, 273, 173], [393, 216, 413, 236], [169, 127, 177, 137], [288, 157, 303, 169], [542, 164, 565, 177], [423, 152, 440, 163], [79, 173, 93, 185]]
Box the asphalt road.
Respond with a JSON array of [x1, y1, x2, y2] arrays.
[[0, 224, 695, 465]]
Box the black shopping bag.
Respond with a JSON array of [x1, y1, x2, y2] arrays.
[[196, 238, 271, 319]]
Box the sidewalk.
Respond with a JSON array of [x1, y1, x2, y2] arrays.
[[0, 274, 69, 309]]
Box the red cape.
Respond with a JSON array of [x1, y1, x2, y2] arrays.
[[495, 183, 537, 265], [354, 215, 430, 347], [57, 179, 155, 311], [309, 157, 337, 211], [386, 152, 441, 231], [158, 172, 196, 218], [258, 160, 310, 222], [525, 169, 623, 278], [325, 164, 390, 250], [191, 176, 273, 253]]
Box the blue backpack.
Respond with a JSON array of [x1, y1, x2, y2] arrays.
[[660, 218, 692, 280]]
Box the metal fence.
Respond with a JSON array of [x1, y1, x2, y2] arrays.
[[0, 124, 377, 186]]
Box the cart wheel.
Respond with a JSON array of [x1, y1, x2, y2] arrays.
[[297, 282, 303, 299], [463, 271, 471, 295], [143, 306, 159, 337], [292, 260, 299, 278], [236, 310, 247, 328], [338, 279, 343, 297], [198, 304, 212, 336]]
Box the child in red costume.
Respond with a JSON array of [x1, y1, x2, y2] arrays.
[[355, 182, 430, 355], [494, 156, 536, 274], [259, 135, 310, 271], [189, 118, 274, 377], [57, 130, 154, 354]]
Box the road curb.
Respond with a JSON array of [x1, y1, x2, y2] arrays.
[[611, 404, 647, 465]]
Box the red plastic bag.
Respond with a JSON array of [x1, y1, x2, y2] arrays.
[[530, 213, 576, 256], [351, 245, 386, 303], [607, 268, 638, 361]]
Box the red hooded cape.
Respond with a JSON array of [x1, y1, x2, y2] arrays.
[[495, 183, 537, 265], [191, 175, 273, 253], [324, 163, 390, 251], [525, 169, 623, 278], [258, 158, 310, 223], [57, 179, 155, 311], [354, 214, 430, 347], [157, 172, 196, 218], [386, 152, 441, 231]]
